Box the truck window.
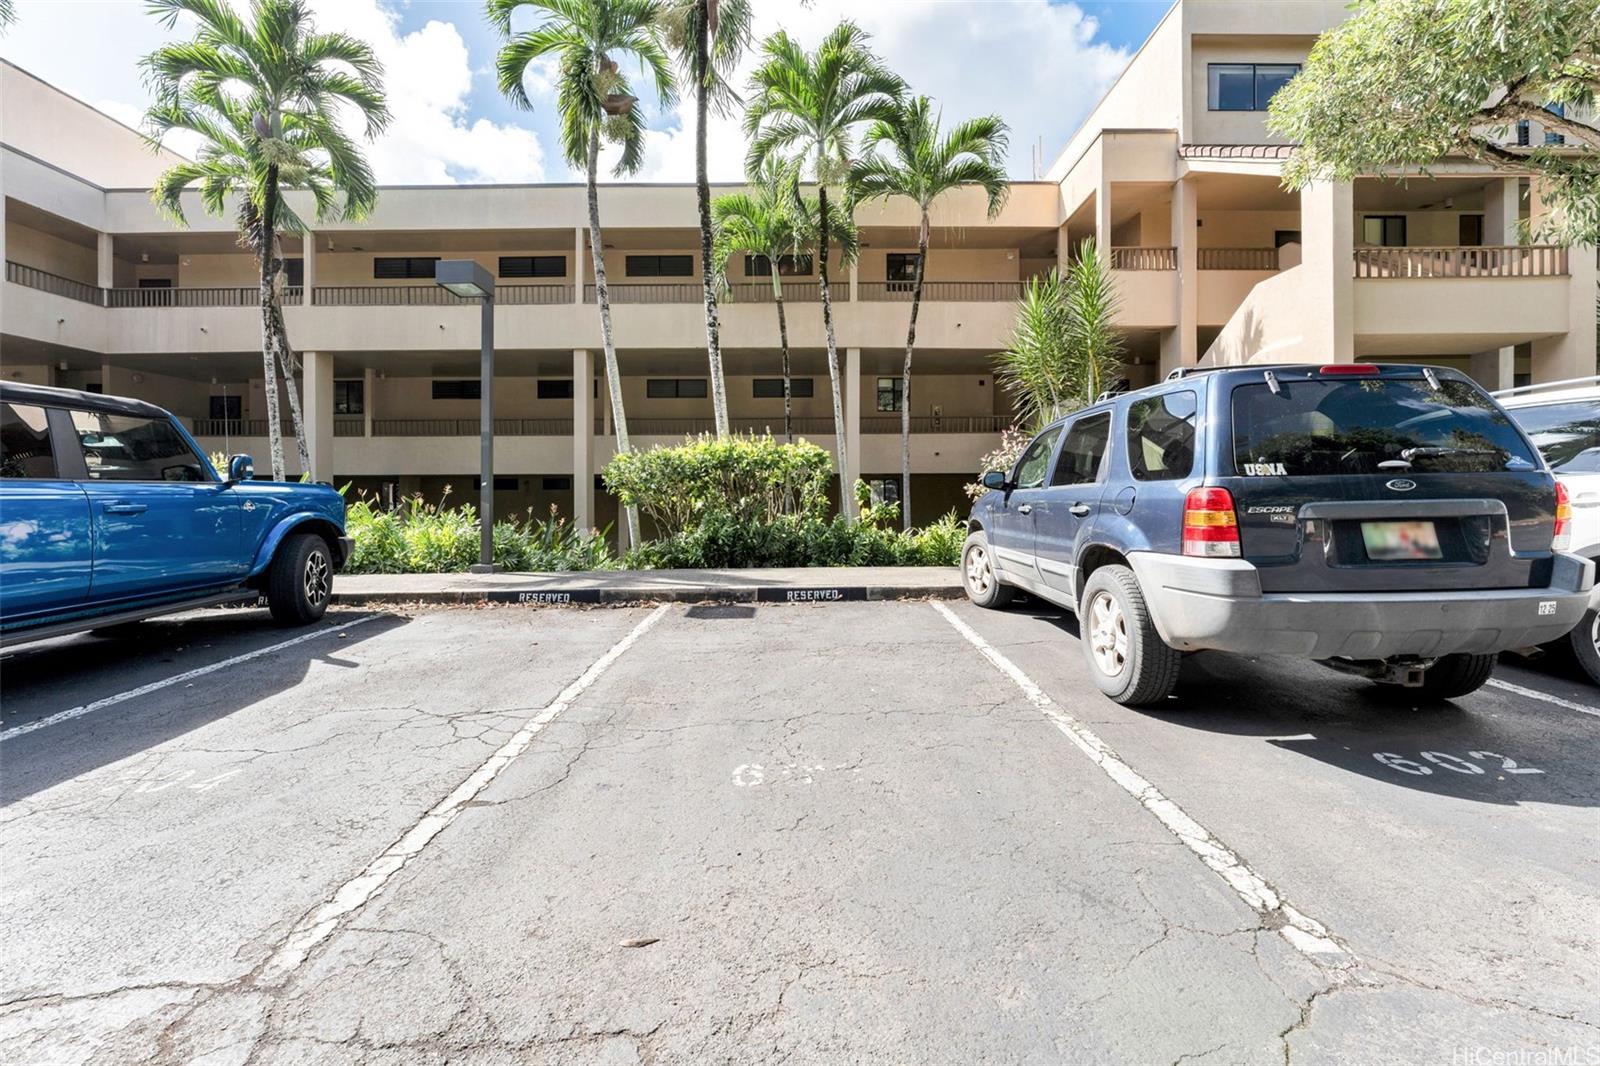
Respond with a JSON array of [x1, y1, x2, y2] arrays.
[[0, 403, 56, 479], [1509, 399, 1600, 473], [1013, 426, 1062, 489], [69, 410, 209, 482], [1127, 391, 1196, 481], [1052, 412, 1111, 486]]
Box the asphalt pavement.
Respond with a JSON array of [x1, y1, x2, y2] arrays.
[[1, 599, 1596, 1065]]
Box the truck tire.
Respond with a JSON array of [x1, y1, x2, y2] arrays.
[[1415, 653, 1498, 699], [962, 530, 1015, 609], [1567, 609, 1600, 686], [1079, 564, 1181, 706], [266, 532, 332, 625]]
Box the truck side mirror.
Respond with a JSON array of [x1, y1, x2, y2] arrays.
[[227, 454, 254, 483], [982, 470, 1008, 491]]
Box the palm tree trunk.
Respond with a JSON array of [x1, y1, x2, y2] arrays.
[[816, 184, 849, 517], [694, 0, 729, 438], [901, 214, 928, 531], [269, 291, 312, 477], [771, 270, 791, 444], [588, 127, 641, 548], [258, 167, 286, 481]]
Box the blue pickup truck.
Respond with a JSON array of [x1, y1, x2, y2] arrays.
[[0, 383, 351, 645]]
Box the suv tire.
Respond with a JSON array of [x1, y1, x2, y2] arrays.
[[1415, 653, 1498, 699], [266, 532, 332, 625], [962, 530, 1015, 609], [1566, 608, 1600, 686], [1079, 565, 1181, 706]]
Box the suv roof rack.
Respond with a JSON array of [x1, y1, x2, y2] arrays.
[[1491, 374, 1600, 398], [1164, 363, 1316, 381]]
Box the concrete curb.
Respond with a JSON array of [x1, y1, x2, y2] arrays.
[[332, 584, 964, 607]]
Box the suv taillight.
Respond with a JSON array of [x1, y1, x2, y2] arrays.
[[1553, 481, 1572, 552], [1183, 487, 1240, 558]]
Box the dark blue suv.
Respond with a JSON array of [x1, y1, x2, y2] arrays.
[[0, 383, 351, 645], [964, 364, 1593, 706]]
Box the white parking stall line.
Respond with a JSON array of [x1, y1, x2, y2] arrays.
[[1486, 678, 1600, 720], [0, 616, 380, 742], [258, 603, 670, 985], [932, 601, 1355, 967]]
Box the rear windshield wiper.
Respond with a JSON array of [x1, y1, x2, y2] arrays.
[[1399, 446, 1499, 460]]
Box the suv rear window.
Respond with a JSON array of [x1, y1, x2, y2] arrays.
[[1231, 377, 1537, 476], [1508, 399, 1600, 473]]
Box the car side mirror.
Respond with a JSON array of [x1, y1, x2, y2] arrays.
[[982, 470, 1009, 491], [226, 454, 254, 483]]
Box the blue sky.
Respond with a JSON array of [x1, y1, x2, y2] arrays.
[[1, 0, 1171, 184]]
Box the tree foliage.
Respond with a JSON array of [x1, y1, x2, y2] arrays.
[[1269, 0, 1600, 243]]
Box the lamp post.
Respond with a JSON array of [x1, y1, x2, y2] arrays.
[[434, 259, 499, 572]]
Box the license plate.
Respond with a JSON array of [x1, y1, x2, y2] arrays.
[[1361, 520, 1442, 561]]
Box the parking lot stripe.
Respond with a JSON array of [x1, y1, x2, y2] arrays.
[[257, 603, 670, 985], [1486, 678, 1600, 719], [932, 602, 1354, 966], [0, 616, 379, 742]]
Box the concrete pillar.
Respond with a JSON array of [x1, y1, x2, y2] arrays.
[[849, 259, 859, 303], [1095, 173, 1113, 261], [303, 350, 335, 483], [574, 227, 585, 305], [96, 233, 115, 291], [1531, 246, 1597, 383], [572, 348, 595, 531], [1483, 178, 1521, 246], [1161, 176, 1199, 376], [362, 366, 376, 437], [1299, 181, 1355, 361], [1469, 348, 1515, 391], [843, 347, 862, 516], [302, 231, 317, 299]]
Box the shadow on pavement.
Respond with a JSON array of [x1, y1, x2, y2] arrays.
[[1003, 601, 1599, 809], [0, 609, 407, 805]]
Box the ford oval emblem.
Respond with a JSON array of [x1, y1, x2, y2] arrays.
[[1385, 478, 1417, 492]]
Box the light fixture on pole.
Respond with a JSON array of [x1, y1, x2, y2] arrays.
[[433, 259, 499, 572]]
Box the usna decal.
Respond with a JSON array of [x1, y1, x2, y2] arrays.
[[1242, 462, 1287, 476]]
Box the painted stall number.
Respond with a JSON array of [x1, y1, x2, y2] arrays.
[[100, 768, 245, 795], [1372, 751, 1544, 777]]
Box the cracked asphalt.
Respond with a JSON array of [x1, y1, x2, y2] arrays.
[[0, 598, 1596, 1065]]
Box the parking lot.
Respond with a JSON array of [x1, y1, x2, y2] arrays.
[[1, 599, 1597, 1065]]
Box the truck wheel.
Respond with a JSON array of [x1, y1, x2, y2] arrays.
[[266, 533, 332, 625], [1567, 609, 1600, 686], [962, 531, 1015, 609], [1415, 653, 1498, 699], [1079, 565, 1181, 706]]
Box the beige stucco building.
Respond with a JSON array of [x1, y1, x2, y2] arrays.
[[3, 0, 1595, 532]]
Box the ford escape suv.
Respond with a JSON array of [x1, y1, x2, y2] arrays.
[[963, 364, 1593, 706]]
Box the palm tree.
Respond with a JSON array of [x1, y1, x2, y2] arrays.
[[853, 95, 1008, 528], [745, 22, 902, 516], [710, 162, 804, 440], [489, 0, 674, 548], [659, 0, 752, 438], [144, 0, 388, 482], [1061, 238, 1125, 406], [0, 0, 16, 34]]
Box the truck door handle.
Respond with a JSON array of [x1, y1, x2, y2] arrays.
[[1016, 504, 1033, 515], [102, 502, 148, 516], [1069, 503, 1092, 517]]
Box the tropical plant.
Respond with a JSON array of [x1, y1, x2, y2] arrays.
[[965, 427, 1030, 501], [1268, 0, 1600, 244], [345, 490, 614, 573], [0, 0, 16, 34], [143, 0, 389, 482], [744, 22, 903, 515], [1062, 239, 1125, 406], [488, 0, 675, 549], [853, 94, 1009, 528], [711, 161, 806, 440], [658, 0, 752, 437]]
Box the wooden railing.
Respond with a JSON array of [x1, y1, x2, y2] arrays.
[[861, 415, 1007, 434], [192, 419, 294, 437], [585, 283, 702, 304], [856, 281, 1022, 302], [372, 418, 580, 436], [498, 284, 573, 305], [1353, 245, 1569, 278], [106, 286, 304, 307], [334, 417, 365, 437], [6, 261, 101, 304], [1199, 248, 1279, 271], [313, 285, 477, 306], [1109, 246, 1176, 271], [721, 282, 823, 303]]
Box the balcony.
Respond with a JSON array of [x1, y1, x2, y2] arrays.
[[1199, 248, 1280, 271], [1109, 247, 1175, 271], [314, 284, 573, 306], [1353, 245, 1568, 278]]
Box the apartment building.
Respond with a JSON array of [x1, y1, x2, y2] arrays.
[[2, 0, 1595, 536]]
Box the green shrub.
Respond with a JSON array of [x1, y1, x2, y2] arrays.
[[345, 491, 613, 574], [622, 508, 964, 570]]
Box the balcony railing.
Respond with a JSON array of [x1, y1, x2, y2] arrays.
[[193, 413, 1005, 439], [856, 281, 1022, 302], [721, 282, 823, 303], [6, 261, 101, 304], [1354, 245, 1569, 278], [498, 284, 574, 305], [192, 419, 294, 437], [314, 285, 476, 306], [861, 415, 1007, 434], [1199, 248, 1280, 271], [334, 417, 364, 437], [585, 283, 702, 304], [1110, 247, 1176, 271], [106, 286, 304, 307], [372, 418, 584, 436]]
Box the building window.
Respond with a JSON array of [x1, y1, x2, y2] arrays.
[[334, 380, 364, 415], [209, 395, 242, 421], [646, 378, 708, 399], [499, 255, 565, 278], [1516, 120, 1531, 147], [753, 377, 814, 399], [1361, 215, 1407, 247], [1273, 230, 1301, 248], [1544, 102, 1566, 145], [374, 256, 440, 279], [472, 476, 519, 491], [626, 254, 693, 277], [283, 257, 304, 287], [541, 476, 573, 491], [744, 254, 813, 277], [1458, 214, 1484, 247], [886, 253, 921, 283], [866, 477, 900, 505], [432, 379, 481, 400], [877, 377, 904, 413], [138, 278, 173, 288], [1207, 63, 1300, 111], [537, 379, 575, 400]]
